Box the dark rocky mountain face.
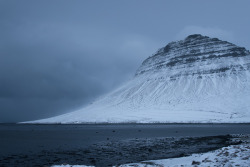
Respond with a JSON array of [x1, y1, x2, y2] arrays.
[[135, 34, 250, 80]]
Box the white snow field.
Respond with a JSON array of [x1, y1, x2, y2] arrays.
[[26, 34, 250, 124]]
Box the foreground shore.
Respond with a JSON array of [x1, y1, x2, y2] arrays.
[[0, 124, 249, 166], [53, 141, 250, 167]]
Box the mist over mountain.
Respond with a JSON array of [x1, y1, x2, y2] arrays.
[[28, 34, 250, 123]]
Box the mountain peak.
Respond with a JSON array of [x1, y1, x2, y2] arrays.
[[136, 35, 249, 77], [154, 34, 226, 56], [185, 34, 208, 40]]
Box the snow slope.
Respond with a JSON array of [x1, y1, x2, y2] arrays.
[[27, 34, 250, 123]]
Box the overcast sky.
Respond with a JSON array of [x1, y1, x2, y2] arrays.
[[1, 0, 250, 122]]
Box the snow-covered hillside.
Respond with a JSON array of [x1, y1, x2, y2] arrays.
[[27, 34, 250, 123]]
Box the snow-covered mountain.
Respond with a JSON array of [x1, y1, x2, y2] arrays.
[[28, 34, 250, 123]]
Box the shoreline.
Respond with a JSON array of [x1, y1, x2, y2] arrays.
[[1, 122, 249, 125]]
